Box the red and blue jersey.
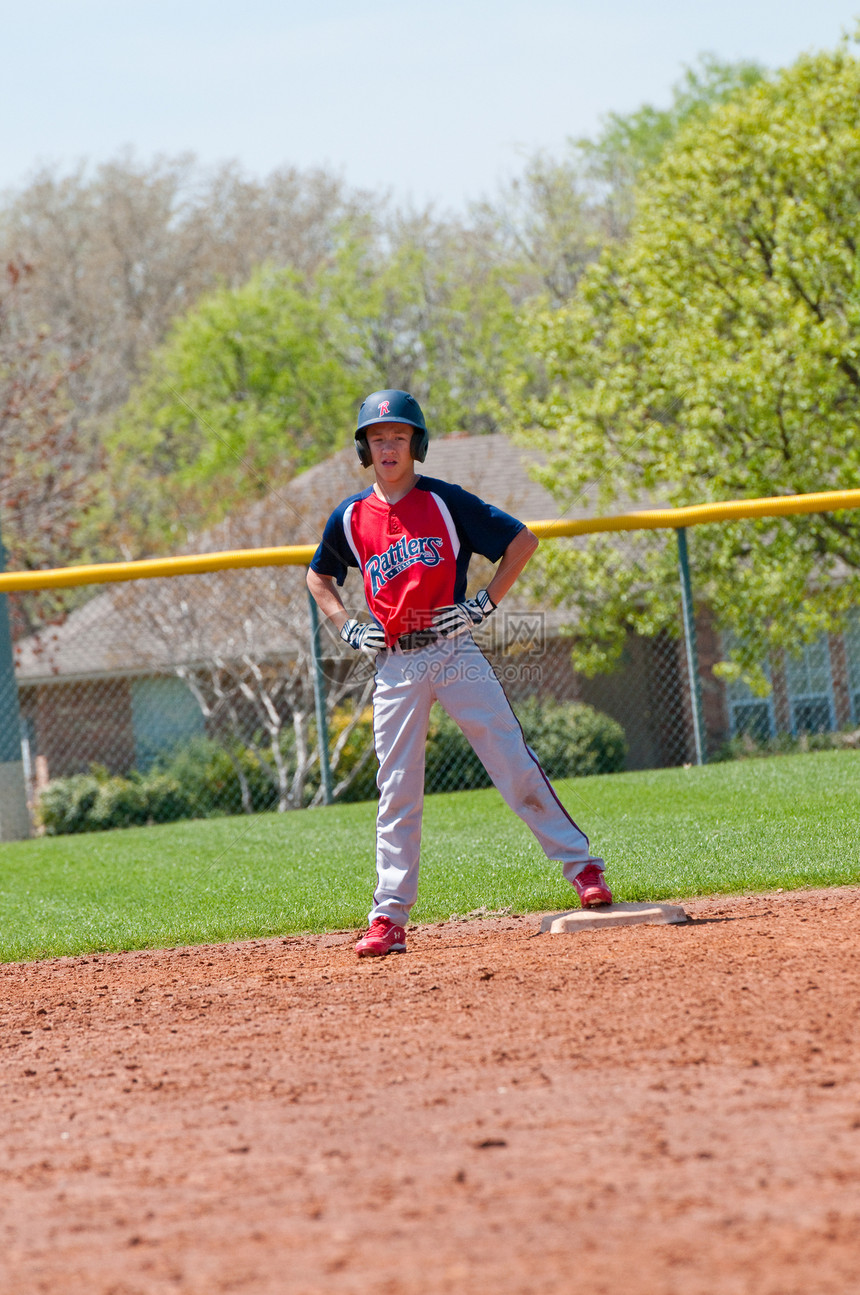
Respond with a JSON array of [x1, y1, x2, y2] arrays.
[[310, 476, 524, 645]]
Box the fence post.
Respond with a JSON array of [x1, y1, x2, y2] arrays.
[[0, 524, 31, 839], [675, 526, 706, 767], [307, 581, 334, 805]]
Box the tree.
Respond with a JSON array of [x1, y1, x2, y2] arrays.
[[0, 154, 374, 430], [514, 42, 860, 686], [471, 152, 611, 306], [576, 53, 765, 236], [107, 264, 371, 552], [474, 55, 765, 306], [108, 216, 525, 553], [325, 214, 524, 435], [0, 261, 100, 640]]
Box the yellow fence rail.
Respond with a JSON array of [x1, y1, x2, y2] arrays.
[[526, 486, 860, 539], [2, 486, 860, 594]]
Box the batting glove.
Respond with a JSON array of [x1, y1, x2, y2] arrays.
[[340, 618, 386, 653], [431, 588, 496, 639]]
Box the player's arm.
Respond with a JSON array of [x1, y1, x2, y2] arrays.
[[306, 568, 350, 634], [306, 568, 385, 653], [431, 526, 539, 638], [485, 526, 539, 605]]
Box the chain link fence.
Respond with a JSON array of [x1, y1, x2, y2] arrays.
[[3, 519, 860, 837]]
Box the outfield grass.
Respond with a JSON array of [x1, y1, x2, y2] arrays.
[[0, 749, 857, 963]]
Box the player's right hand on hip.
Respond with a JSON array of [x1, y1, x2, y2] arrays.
[[340, 618, 386, 652]]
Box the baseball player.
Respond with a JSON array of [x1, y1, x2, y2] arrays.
[[306, 389, 613, 957]]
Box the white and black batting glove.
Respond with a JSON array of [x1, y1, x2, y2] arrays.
[[431, 588, 497, 639], [340, 618, 386, 653]]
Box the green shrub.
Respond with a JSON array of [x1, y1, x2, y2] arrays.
[[87, 776, 151, 830], [36, 739, 277, 835], [152, 737, 276, 816], [425, 707, 492, 793], [38, 768, 195, 835], [141, 774, 195, 824], [38, 774, 102, 835], [516, 696, 627, 779], [328, 708, 378, 803]]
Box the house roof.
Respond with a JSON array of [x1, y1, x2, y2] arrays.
[[13, 434, 624, 684]]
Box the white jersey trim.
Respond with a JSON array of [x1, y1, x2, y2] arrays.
[[428, 492, 460, 559], [342, 501, 363, 569]]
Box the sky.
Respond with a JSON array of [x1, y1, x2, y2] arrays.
[[4, 1, 859, 213]]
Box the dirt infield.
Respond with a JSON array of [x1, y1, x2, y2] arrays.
[[2, 888, 859, 1295]]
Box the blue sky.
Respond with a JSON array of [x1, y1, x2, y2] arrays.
[[4, 1, 858, 211]]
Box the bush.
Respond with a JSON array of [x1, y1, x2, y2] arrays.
[[141, 774, 195, 824], [38, 766, 196, 835], [425, 707, 492, 793], [328, 708, 378, 803], [38, 773, 102, 835], [87, 775, 151, 830], [152, 737, 276, 816], [36, 738, 275, 835], [516, 696, 627, 779]]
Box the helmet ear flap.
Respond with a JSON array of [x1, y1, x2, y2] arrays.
[[355, 434, 372, 468], [410, 427, 429, 463]]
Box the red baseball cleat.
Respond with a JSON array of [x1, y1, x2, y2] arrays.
[[355, 916, 407, 958], [573, 863, 613, 907]]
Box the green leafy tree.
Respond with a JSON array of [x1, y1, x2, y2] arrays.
[[0, 154, 373, 428], [577, 53, 765, 234], [324, 216, 525, 434], [475, 55, 765, 307], [514, 42, 860, 686], [109, 220, 523, 552], [108, 264, 371, 550]]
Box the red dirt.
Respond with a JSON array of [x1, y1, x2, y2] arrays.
[[1, 888, 860, 1295]]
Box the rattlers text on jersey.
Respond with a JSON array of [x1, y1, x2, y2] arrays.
[[310, 477, 523, 645]]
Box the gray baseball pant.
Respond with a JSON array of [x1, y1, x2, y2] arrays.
[[369, 633, 602, 927]]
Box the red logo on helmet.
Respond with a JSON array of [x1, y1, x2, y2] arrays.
[[378, 400, 391, 416]]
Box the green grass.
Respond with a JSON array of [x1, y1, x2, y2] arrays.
[[0, 750, 857, 963]]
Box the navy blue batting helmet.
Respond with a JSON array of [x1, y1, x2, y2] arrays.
[[355, 389, 428, 468]]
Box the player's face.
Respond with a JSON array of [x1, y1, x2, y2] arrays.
[[366, 423, 415, 481]]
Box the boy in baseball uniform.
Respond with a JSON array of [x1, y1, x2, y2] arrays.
[[307, 389, 613, 957]]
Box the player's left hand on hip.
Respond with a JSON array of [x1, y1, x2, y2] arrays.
[[431, 588, 496, 638]]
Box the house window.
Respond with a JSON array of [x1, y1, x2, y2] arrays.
[[131, 676, 205, 771], [783, 636, 835, 735], [843, 611, 860, 724], [729, 700, 773, 742], [722, 638, 775, 741]]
